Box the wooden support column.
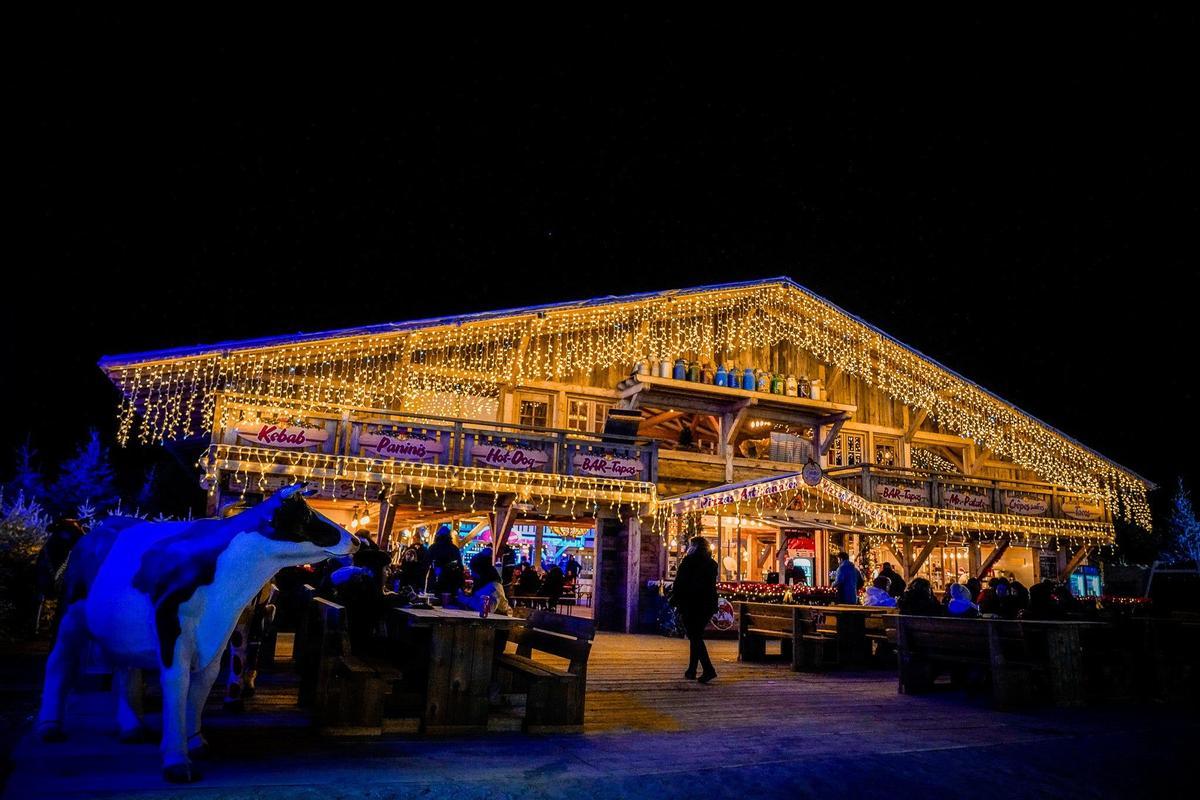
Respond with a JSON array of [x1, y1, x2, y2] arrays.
[[377, 501, 398, 549], [976, 534, 1012, 579], [488, 495, 518, 563], [1063, 545, 1094, 576], [533, 526, 545, 568], [967, 536, 982, 577], [908, 533, 944, 577], [883, 543, 907, 579], [901, 533, 913, 583], [720, 401, 752, 482]]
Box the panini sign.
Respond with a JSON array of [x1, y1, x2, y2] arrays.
[[359, 431, 444, 462]]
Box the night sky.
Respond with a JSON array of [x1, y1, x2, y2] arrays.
[[7, 11, 1198, 521]]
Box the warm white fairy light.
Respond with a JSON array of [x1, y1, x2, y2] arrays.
[[111, 280, 1149, 527]]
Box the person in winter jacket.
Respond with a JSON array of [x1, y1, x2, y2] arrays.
[[670, 536, 719, 683], [863, 575, 897, 607]]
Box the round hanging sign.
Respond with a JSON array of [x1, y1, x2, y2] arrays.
[[802, 459, 823, 486]]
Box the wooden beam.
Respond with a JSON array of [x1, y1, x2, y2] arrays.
[[489, 498, 519, 563], [818, 417, 847, 456], [935, 446, 965, 473], [825, 365, 843, 390], [976, 534, 1011, 579], [882, 543, 907, 579], [455, 519, 490, 548], [1063, 545, 1094, 576], [967, 446, 993, 475], [903, 409, 929, 443], [908, 533, 944, 576], [641, 410, 683, 428]]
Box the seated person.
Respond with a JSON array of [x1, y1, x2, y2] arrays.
[[540, 565, 566, 606], [515, 564, 543, 597], [976, 577, 1010, 616], [1024, 579, 1062, 620], [1003, 580, 1030, 619], [863, 576, 896, 607], [897, 578, 943, 616], [946, 583, 980, 617], [457, 550, 512, 616]]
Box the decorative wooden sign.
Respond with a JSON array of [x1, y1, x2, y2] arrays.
[[235, 423, 329, 449], [359, 430, 444, 462]]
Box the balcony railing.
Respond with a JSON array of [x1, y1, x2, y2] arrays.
[[211, 397, 658, 485], [825, 464, 1110, 523]]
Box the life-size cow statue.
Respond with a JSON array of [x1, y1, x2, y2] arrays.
[[37, 484, 358, 782]]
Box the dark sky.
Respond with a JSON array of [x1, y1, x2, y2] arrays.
[[7, 10, 1198, 515]]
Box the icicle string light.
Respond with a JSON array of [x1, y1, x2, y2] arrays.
[[106, 280, 1150, 527]]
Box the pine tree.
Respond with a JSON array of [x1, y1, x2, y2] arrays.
[[50, 429, 117, 514], [136, 465, 158, 516], [1168, 478, 1200, 566], [7, 438, 44, 502]]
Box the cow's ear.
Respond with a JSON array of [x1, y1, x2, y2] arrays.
[[301, 488, 318, 498], [278, 482, 310, 501]]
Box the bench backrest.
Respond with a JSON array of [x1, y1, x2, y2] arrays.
[[511, 610, 596, 675], [898, 615, 991, 656], [739, 602, 797, 635]]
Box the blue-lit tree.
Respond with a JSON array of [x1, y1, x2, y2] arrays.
[[1168, 478, 1200, 566], [6, 437, 45, 503], [49, 429, 117, 515]]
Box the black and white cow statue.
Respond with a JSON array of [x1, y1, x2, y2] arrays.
[[36, 484, 357, 782]]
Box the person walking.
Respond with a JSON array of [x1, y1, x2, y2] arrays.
[[670, 536, 719, 683]]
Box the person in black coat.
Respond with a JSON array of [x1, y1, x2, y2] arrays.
[[670, 536, 719, 683], [878, 562, 906, 598]]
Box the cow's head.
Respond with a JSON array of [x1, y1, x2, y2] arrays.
[[260, 483, 359, 559]]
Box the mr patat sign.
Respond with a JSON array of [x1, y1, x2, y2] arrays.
[[235, 422, 329, 449]]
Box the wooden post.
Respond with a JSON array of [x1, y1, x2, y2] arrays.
[[976, 534, 1012, 579], [533, 525, 545, 569], [378, 500, 398, 549], [908, 533, 943, 578], [1063, 545, 1094, 576]]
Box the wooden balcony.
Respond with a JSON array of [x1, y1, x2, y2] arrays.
[[209, 395, 658, 487], [825, 464, 1110, 524]]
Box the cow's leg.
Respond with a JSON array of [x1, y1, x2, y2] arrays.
[[115, 668, 152, 743], [36, 603, 87, 742], [160, 659, 201, 783], [186, 656, 221, 760]]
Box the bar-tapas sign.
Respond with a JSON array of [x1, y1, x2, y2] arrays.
[[570, 450, 644, 479]]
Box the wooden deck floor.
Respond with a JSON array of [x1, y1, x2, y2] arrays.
[[6, 632, 1197, 799]]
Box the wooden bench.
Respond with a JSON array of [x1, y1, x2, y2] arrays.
[[497, 610, 595, 732], [299, 597, 404, 735], [896, 615, 1071, 709], [737, 602, 837, 671], [864, 611, 899, 663]]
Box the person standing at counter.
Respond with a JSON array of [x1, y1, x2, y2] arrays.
[[832, 552, 862, 604], [670, 536, 719, 683]]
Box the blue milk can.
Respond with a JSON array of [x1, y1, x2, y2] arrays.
[[673, 359, 687, 380], [715, 364, 728, 387]]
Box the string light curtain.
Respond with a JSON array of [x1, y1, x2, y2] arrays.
[[106, 280, 1151, 527]]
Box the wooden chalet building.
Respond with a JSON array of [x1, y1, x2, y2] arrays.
[[100, 278, 1152, 631]]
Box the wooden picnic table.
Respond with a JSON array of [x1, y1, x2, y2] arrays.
[[804, 604, 897, 667], [390, 607, 524, 733]]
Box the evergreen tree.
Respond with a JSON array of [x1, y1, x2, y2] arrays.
[[7, 437, 44, 502], [50, 429, 117, 514], [1168, 478, 1200, 565], [136, 465, 158, 515]]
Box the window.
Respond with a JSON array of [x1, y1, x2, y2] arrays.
[[517, 393, 551, 429], [566, 397, 613, 434], [874, 437, 898, 467], [830, 432, 864, 466]]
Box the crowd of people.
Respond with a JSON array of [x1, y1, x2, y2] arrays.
[[858, 565, 1083, 621]]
